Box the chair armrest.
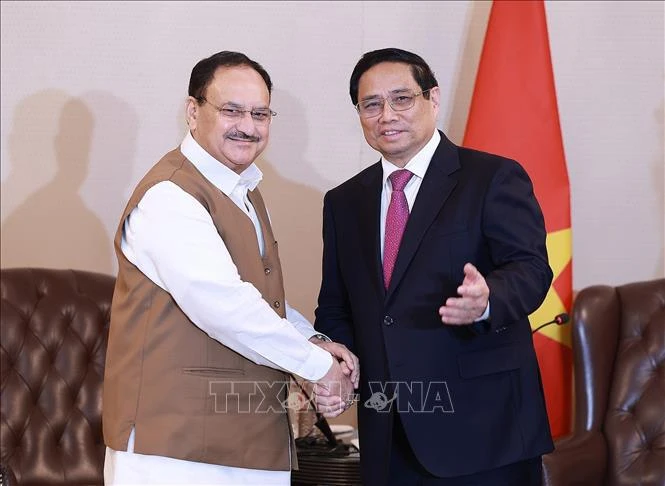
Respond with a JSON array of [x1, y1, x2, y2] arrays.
[[542, 431, 607, 486]]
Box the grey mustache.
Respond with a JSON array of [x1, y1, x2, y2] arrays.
[[227, 131, 259, 142]]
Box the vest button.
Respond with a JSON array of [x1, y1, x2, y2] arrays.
[[264, 267, 271, 275], [273, 300, 281, 309], [383, 315, 393, 326]]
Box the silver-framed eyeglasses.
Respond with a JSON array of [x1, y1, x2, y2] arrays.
[[355, 88, 432, 118], [200, 97, 277, 125]]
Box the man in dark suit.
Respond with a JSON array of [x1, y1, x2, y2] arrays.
[[313, 48, 554, 485]]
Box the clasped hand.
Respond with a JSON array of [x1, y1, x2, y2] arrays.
[[309, 338, 359, 418]]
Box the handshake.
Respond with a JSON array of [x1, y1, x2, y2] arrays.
[[308, 335, 360, 418]]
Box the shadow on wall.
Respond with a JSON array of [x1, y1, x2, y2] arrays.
[[256, 88, 330, 323], [445, 0, 491, 144], [1, 91, 137, 274], [79, 90, 138, 273]]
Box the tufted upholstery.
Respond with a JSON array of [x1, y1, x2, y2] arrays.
[[542, 278, 665, 486], [1, 268, 114, 485]]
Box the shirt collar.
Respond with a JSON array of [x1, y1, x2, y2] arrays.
[[180, 131, 263, 197], [381, 130, 441, 186]]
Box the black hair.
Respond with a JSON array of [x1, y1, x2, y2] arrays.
[[188, 51, 272, 101], [349, 48, 438, 105]]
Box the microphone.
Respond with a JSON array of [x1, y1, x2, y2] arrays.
[[532, 313, 570, 334]]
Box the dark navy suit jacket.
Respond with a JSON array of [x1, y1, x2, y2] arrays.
[[315, 131, 554, 485]]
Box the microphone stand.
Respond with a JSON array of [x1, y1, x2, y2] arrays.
[[532, 313, 570, 334], [292, 378, 339, 449]]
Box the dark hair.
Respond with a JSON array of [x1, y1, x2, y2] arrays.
[[188, 51, 272, 101], [349, 48, 438, 105]]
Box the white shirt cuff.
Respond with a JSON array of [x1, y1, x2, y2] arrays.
[[293, 345, 333, 381], [474, 301, 491, 322]]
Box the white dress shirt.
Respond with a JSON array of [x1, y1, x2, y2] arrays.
[[380, 130, 490, 321], [379, 130, 441, 257], [104, 132, 333, 485]]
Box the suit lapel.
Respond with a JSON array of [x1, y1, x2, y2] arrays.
[[385, 132, 460, 302], [356, 163, 385, 299]]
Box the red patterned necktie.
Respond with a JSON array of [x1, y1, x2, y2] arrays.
[[383, 169, 413, 289]]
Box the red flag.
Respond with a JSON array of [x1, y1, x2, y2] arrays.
[[463, 0, 573, 438]]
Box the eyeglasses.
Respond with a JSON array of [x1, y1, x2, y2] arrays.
[[199, 97, 277, 125], [355, 89, 432, 118]]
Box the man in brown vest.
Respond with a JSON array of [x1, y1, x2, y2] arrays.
[[102, 51, 357, 485]]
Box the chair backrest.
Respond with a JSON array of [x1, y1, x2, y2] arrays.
[[1, 268, 115, 485], [603, 279, 665, 485], [571, 278, 665, 485]]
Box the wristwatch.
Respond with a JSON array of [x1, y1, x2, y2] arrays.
[[311, 333, 332, 342]]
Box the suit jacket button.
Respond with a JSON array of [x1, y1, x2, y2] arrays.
[[383, 315, 393, 326], [264, 267, 271, 275], [273, 301, 281, 309]]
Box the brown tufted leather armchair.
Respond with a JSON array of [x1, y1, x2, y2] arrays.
[[1, 268, 115, 485], [542, 278, 665, 486]]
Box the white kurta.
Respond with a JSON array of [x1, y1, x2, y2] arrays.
[[104, 132, 332, 485]]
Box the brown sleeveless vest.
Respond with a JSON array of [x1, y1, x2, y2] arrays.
[[103, 148, 296, 470]]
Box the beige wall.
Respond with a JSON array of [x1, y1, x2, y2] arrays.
[[2, 1, 663, 313]]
